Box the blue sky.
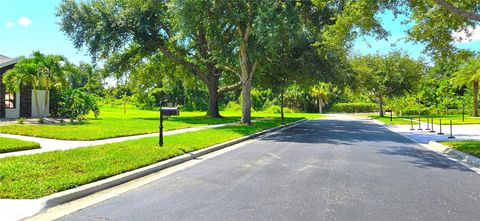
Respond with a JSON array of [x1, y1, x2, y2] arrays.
[[1, 0, 480, 64]]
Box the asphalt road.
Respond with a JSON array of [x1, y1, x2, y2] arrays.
[[57, 118, 480, 221]]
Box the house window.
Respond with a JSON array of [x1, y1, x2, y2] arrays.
[[5, 92, 16, 109]]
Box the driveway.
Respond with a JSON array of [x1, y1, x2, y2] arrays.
[[57, 117, 480, 221]]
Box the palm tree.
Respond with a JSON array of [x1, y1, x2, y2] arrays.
[[452, 57, 480, 117], [311, 82, 332, 114], [36, 52, 66, 118], [2, 57, 42, 116], [3, 51, 66, 119]]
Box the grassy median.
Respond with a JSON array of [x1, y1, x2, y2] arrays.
[[0, 118, 302, 199], [0, 137, 40, 153]]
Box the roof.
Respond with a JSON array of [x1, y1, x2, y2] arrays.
[[0, 55, 20, 69]]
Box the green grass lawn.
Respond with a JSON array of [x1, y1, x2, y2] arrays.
[[361, 114, 412, 125], [0, 118, 301, 199], [0, 137, 40, 153], [440, 140, 480, 158], [361, 113, 480, 125], [416, 115, 480, 125], [0, 107, 321, 140]]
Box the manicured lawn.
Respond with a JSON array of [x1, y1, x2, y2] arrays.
[[0, 118, 301, 199], [416, 115, 480, 125], [440, 140, 480, 158], [363, 113, 480, 125], [0, 107, 322, 140], [0, 107, 238, 140], [366, 115, 412, 125], [0, 137, 40, 153]]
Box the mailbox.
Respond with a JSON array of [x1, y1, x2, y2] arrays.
[[161, 107, 180, 116], [159, 106, 180, 146]]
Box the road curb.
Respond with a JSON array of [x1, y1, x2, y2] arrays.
[[367, 117, 480, 170], [427, 141, 480, 168], [26, 118, 308, 217]]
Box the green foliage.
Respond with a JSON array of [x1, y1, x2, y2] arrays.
[[56, 89, 100, 121], [16, 118, 25, 124], [330, 103, 377, 113], [223, 101, 242, 112], [264, 105, 294, 114]]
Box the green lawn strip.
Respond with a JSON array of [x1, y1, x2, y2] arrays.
[[0, 118, 302, 199], [367, 115, 412, 125], [0, 137, 40, 153], [440, 140, 480, 158], [416, 115, 480, 125]]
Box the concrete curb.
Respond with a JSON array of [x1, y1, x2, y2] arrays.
[[25, 118, 308, 216], [428, 141, 480, 168]]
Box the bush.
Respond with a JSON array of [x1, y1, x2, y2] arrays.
[[16, 118, 25, 124], [401, 107, 431, 116], [57, 89, 100, 121], [263, 105, 294, 114], [223, 101, 242, 112], [330, 103, 377, 113]]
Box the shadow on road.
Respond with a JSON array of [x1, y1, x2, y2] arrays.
[[261, 119, 471, 172]]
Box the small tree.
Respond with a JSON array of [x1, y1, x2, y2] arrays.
[[311, 82, 333, 114]]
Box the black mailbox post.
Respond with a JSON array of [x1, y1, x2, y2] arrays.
[[159, 107, 180, 146]]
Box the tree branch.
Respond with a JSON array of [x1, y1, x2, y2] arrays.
[[218, 64, 242, 79], [434, 0, 480, 22], [158, 46, 208, 83], [218, 81, 242, 95]]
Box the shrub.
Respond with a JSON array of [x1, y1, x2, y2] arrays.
[[224, 101, 242, 112], [57, 89, 100, 121], [264, 105, 294, 114], [330, 103, 377, 113], [16, 118, 25, 124]]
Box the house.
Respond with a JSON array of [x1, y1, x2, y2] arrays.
[[0, 55, 49, 118]]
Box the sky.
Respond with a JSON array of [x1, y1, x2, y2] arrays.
[[1, 0, 480, 64]]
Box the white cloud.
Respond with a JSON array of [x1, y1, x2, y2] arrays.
[[6, 21, 14, 28], [17, 17, 32, 27], [452, 26, 480, 44]]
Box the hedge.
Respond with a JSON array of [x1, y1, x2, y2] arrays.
[[330, 103, 377, 113]]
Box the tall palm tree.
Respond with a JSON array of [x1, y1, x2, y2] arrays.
[[452, 57, 480, 117], [36, 52, 66, 118], [311, 82, 332, 114]]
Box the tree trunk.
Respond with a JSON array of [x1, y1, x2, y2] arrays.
[[42, 79, 50, 118], [318, 97, 323, 114], [280, 89, 284, 124], [474, 81, 479, 117], [378, 95, 384, 117], [207, 84, 221, 118], [33, 84, 40, 118], [241, 79, 252, 125]]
